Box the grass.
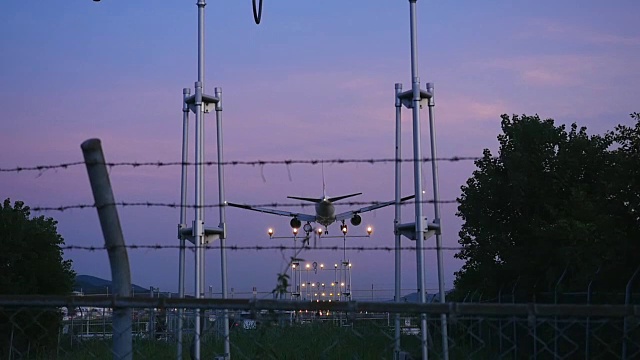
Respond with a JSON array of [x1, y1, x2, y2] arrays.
[[51, 322, 421, 359]]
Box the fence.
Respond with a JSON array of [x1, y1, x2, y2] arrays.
[[2, 295, 639, 359], [3, 145, 640, 359]]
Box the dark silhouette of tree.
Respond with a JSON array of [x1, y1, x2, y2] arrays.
[[453, 114, 639, 302], [0, 198, 75, 357]]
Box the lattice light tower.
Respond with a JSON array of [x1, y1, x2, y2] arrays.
[[176, 1, 230, 359], [393, 1, 449, 359]]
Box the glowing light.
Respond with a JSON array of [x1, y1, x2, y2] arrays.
[[305, 264, 310, 269], [292, 228, 298, 235], [267, 228, 274, 237], [366, 226, 373, 235]]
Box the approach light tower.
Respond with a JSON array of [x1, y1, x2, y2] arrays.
[[393, 1, 449, 360], [176, 1, 230, 359]]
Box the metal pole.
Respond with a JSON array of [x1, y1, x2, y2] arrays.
[[193, 1, 206, 358], [197, 0, 206, 84], [177, 87, 190, 360], [81, 138, 132, 360], [394, 83, 403, 359], [193, 79, 204, 360], [149, 287, 156, 340], [622, 265, 640, 359], [554, 266, 568, 358], [585, 267, 600, 360], [215, 86, 231, 359], [408, 1, 429, 359], [426, 82, 449, 360]]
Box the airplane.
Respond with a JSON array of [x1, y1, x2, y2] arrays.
[[227, 187, 414, 234]]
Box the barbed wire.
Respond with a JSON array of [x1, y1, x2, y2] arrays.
[[60, 244, 464, 252], [0, 156, 481, 173], [30, 199, 459, 212]]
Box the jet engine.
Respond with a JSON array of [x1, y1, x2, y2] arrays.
[[350, 214, 362, 226], [290, 218, 302, 229]]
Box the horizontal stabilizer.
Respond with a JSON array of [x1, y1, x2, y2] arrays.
[[287, 196, 322, 203], [328, 193, 362, 203]]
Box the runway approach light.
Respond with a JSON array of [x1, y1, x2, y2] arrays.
[[317, 227, 323, 236], [341, 224, 348, 235], [268, 228, 274, 238], [367, 226, 373, 236], [292, 227, 298, 235]]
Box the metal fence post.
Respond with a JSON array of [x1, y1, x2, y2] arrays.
[[554, 266, 568, 358], [81, 138, 132, 360], [585, 266, 600, 360], [622, 266, 640, 359]]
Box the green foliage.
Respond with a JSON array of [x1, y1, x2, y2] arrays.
[[453, 114, 640, 302], [0, 198, 75, 356]]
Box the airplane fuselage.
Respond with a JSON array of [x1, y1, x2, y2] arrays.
[[315, 199, 336, 227]]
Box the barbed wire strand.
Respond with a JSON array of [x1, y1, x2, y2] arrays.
[[59, 244, 464, 252], [30, 199, 459, 212], [0, 156, 481, 173]]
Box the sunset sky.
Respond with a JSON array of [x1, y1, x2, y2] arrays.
[[1, 0, 638, 298]]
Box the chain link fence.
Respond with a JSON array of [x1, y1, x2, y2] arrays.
[[2, 295, 639, 359]]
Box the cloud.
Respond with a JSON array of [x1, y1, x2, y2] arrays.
[[437, 94, 508, 122], [521, 19, 640, 47], [483, 55, 600, 87]]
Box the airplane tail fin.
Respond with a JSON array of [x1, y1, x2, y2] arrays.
[[322, 163, 326, 199]]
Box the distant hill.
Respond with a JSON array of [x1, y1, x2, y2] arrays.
[[74, 275, 150, 295]]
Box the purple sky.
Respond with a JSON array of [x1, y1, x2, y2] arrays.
[[1, 0, 638, 298]]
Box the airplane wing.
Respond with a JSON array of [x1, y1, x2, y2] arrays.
[[226, 202, 317, 223], [335, 195, 415, 222]]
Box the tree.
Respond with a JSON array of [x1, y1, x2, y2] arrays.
[[0, 198, 75, 357], [453, 114, 639, 302]]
